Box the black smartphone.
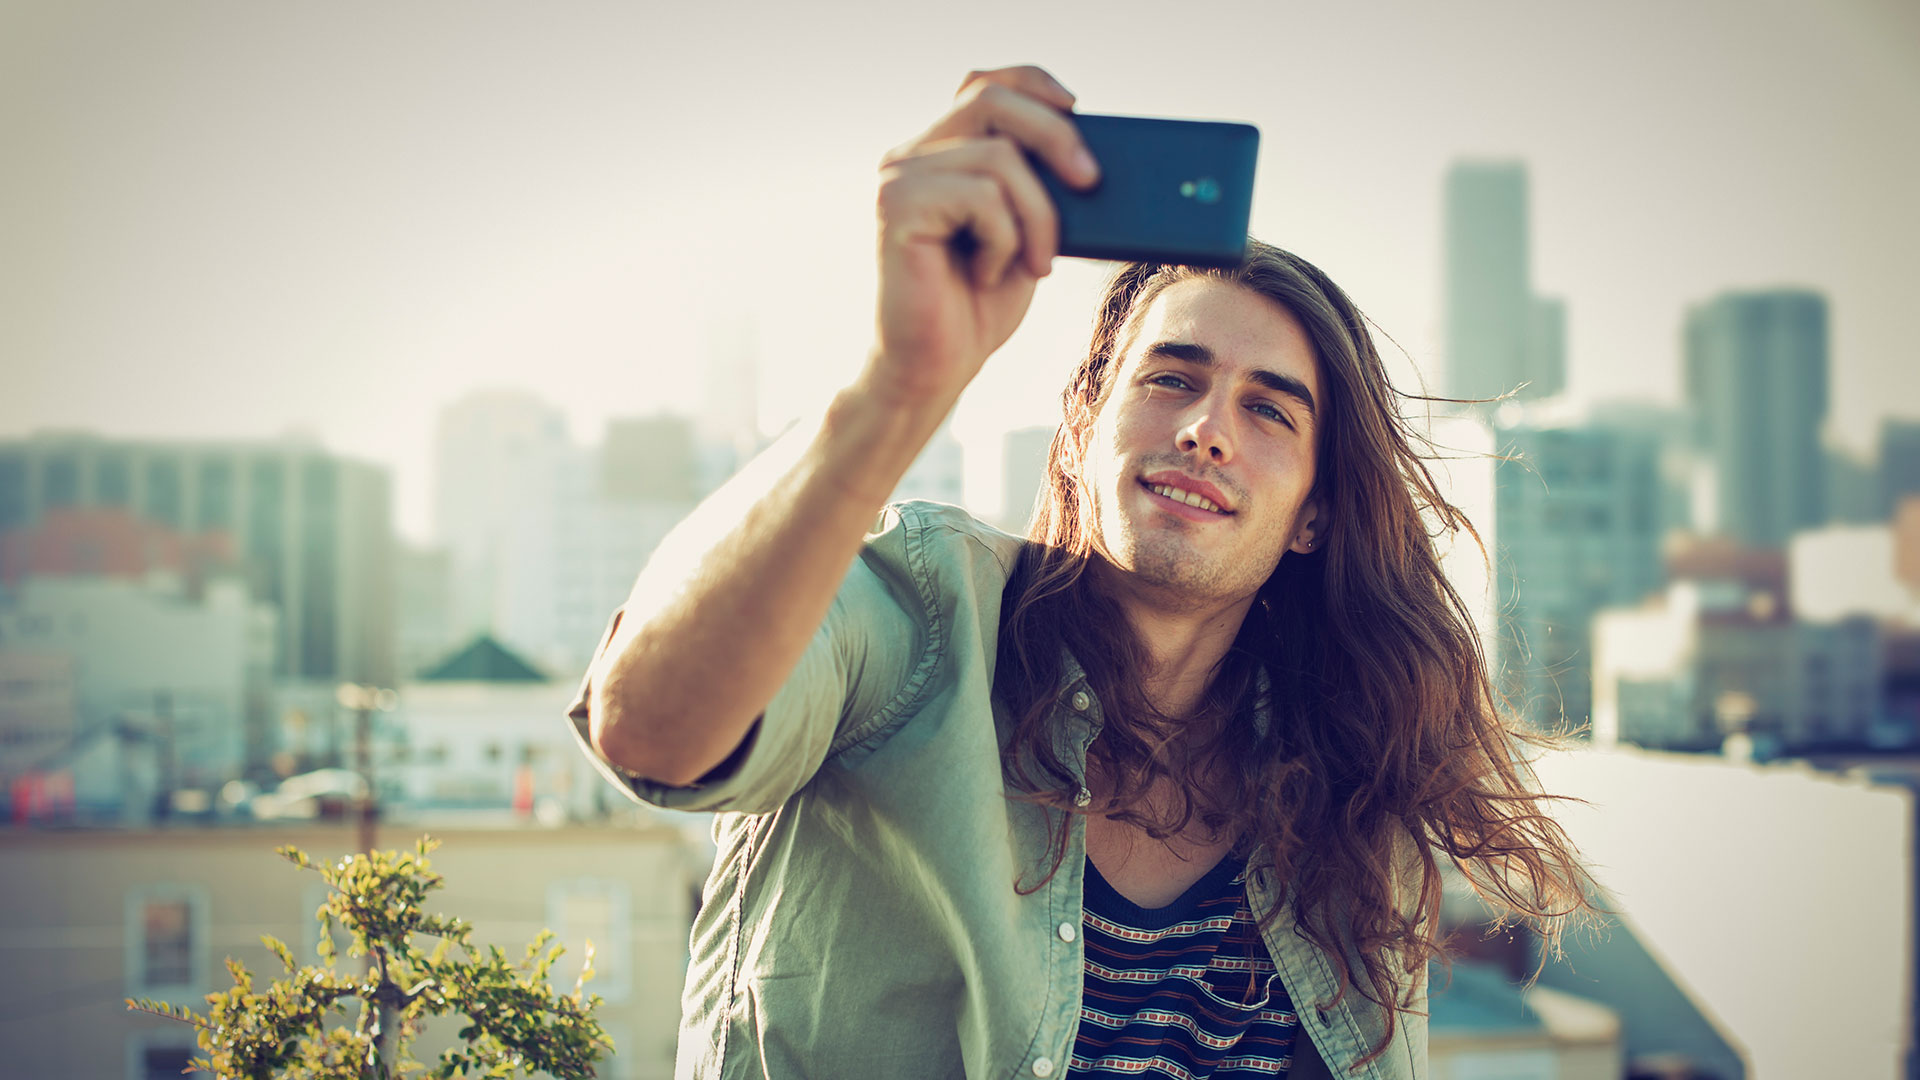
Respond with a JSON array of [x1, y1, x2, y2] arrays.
[[1031, 113, 1260, 268]]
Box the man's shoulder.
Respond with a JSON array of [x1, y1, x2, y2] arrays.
[[867, 499, 1026, 585]]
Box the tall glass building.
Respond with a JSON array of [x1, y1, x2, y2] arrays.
[[1683, 289, 1829, 548], [1443, 160, 1565, 404]]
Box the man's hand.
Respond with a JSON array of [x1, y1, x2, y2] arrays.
[[866, 65, 1101, 410]]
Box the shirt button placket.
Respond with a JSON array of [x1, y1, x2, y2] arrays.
[[1045, 690, 1088, 1080]]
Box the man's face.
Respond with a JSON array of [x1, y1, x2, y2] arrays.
[[1080, 277, 1324, 612]]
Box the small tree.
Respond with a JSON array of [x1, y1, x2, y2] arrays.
[[128, 836, 611, 1079]]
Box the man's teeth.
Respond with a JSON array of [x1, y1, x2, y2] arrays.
[[1149, 484, 1224, 513]]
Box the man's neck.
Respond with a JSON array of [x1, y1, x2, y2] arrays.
[[1090, 564, 1257, 723]]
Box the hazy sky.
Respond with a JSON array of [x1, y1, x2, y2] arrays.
[[5, 0, 1916, 541]]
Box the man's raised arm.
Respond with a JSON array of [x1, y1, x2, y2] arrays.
[[586, 66, 1099, 787]]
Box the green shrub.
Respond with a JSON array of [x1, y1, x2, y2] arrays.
[[128, 836, 610, 1079]]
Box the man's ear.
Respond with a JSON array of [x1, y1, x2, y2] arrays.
[[1289, 499, 1327, 555]]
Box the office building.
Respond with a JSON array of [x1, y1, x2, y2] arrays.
[[1443, 161, 1565, 403], [1592, 577, 1882, 751], [431, 393, 703, 679], [0, 568, 277, 817], [431, 390, 573, 653], [0, 433, 394, 686], [1683, 290, 1829, 547], [392, 540, 457, 680], [1882, 418, 1920, 518], [1494, 416, 1666, 732]]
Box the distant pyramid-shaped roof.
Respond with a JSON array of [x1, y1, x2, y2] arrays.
[[419, 634, 547, 682]]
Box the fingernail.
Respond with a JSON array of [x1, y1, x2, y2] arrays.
[[1074, 147, 1099, 183]]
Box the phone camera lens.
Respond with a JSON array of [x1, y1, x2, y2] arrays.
[[1179, 178, 1223, 205]]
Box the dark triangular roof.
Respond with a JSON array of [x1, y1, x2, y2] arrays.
[[418, 634, 547, 682]]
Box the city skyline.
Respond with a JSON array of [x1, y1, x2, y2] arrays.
[[4, 0, 1917, 543]]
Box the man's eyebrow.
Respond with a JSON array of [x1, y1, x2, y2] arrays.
[[1142, 340, 1317, 417]]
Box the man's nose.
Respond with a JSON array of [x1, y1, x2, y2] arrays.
[[1176, 405, 1234, 462]]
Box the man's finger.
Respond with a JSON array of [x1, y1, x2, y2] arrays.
[[877, 164, 1025, 289], [955, 65, 1075, 112], [892, 136, 1058, 276], [936, 82, 1099, 190], [957, 174, 1024, 290]]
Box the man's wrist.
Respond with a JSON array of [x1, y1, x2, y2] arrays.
[[811, 375, 956, 506]]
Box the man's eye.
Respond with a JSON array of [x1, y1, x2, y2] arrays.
[[1252, 402, 1293, 428], [1147, 374, 1193, 391]]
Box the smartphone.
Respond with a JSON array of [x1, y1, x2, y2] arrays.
[[1031, 113, 1260, 268]]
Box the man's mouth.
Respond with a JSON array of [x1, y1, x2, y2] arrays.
[[1140, 480, 1231, 515]]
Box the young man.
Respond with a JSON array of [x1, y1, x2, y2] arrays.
[[569, 66, 1591, 1079]]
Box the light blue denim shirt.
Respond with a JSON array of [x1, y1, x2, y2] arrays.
[[568, 500, 1426, 1080]]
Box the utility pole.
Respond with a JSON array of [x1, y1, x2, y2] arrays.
[[334, 682, 397, 854], [334, 680, 400, 1068], [153, 689, 175, 822]]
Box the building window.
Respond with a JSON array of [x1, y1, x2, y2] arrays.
[[144, 458, 183, 528], [547, 880, 631, 1003], [143, 902, 193, 984], [248, 458, 286, 608], [97, 451, 133, 507], [0, 452, 27, 528], [197, 458, 233, 530], [139, 1045, 201, 1080], [297, 457, 337, 678], [126, 1034, 209, 1080], [125, 885, 208, 1003], [44, 453, 79, 508]]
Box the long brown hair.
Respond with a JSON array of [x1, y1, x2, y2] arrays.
[[994, 240, 1597, 1067]]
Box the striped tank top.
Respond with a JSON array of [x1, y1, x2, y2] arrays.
[[1068, 854, 1298, 1079]]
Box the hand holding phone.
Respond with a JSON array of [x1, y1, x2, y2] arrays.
[[868, 67, 1097, 410]]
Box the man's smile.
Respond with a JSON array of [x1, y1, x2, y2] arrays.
[[1138, 471, 1235, 517], [1138, 481, 1234, 521]]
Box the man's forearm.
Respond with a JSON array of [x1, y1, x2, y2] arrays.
[[588, 373, 952, 786]]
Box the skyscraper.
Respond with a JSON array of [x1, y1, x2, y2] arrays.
[[0, 433, 394, 687], [430, 390, 572, 655], [430, 392, 705, 678], [1879, 418, 1920, 517], [1494, 415, 1667, 732], [1443, 161, 1565, 404], [1683, 290, 1829, 547]]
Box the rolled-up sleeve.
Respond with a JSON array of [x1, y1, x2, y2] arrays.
[[566, 505, 932, 815]]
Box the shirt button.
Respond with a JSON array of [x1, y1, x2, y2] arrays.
[[1058, 921, 1077, 942], [1071, 691, 1090, 711], [1033, 1057, 1056, 1078], [1074, 787, 1092, 807]]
